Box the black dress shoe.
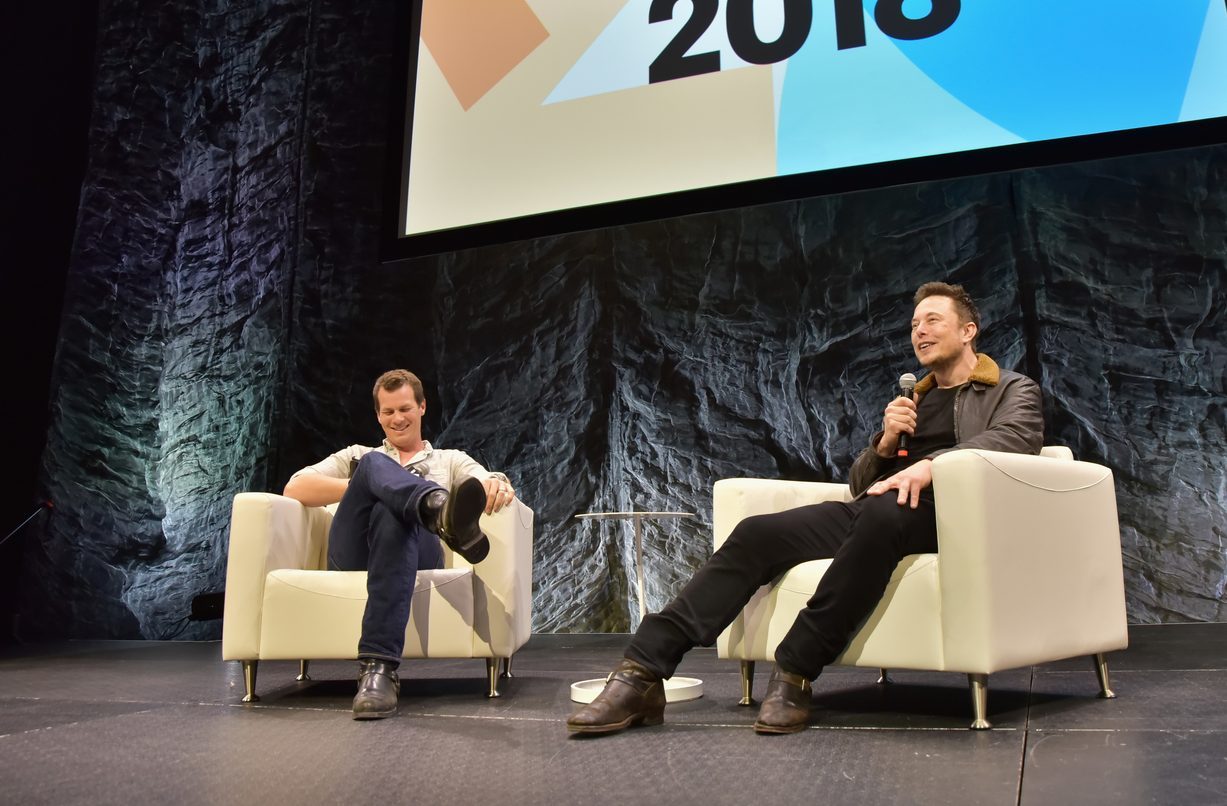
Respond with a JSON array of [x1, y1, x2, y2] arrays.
[[753, 665, 812, 734], [566, 658, 666, 735], [421, 477, 490, 563], [353, 659, 400, 720]]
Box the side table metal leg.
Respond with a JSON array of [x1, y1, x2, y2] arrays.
[[633, 515, 646, 624]]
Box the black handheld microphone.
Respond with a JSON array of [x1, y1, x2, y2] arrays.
[[896, 373, 917, 458]]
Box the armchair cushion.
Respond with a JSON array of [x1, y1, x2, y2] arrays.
[[259, 568, 476, 659]]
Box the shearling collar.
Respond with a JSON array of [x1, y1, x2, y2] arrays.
[[914, 353, 1000, 398]]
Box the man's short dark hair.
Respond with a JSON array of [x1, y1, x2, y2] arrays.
[[914, 282, 981, 330], [372, 369, 425, 411], [914, 282, 980, 350]]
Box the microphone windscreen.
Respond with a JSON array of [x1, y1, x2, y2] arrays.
[[899, 372, 917, 393]]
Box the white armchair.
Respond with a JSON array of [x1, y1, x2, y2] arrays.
[[715, 447, 1128, 728], [222, 493, 533, 702]]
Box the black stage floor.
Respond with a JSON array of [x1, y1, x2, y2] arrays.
[[1, 624, 1225, 805]]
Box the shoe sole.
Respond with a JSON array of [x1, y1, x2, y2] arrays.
[[443, 477, 487, 549], [752, 720, 807, 734], [353, 709, 396, 720], [566, 712, 664, 735]]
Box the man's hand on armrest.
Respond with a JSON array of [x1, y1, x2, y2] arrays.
[[282, 473, 348, 507]]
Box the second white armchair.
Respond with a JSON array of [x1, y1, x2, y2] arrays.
[[715, 447, 1128, 728]]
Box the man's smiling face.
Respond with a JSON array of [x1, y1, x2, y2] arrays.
[[376, 384, 426, 453], [911, 294, 975, 370]]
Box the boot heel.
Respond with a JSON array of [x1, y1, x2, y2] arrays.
[[637, 689, 666, 727]]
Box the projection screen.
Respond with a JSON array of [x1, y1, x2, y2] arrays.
[[387, 0, 1227, 257]]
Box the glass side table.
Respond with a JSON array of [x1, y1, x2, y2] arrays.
[[569, 511, 703, 703]]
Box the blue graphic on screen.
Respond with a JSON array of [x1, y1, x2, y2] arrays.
[[778, 0, 1226, 176], [1182, 0, 1227, 121]]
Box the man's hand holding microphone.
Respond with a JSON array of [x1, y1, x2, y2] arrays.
[[868, 373, 931, 508]]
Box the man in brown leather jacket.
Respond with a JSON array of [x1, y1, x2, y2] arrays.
[[567, 282, 1043, 736]]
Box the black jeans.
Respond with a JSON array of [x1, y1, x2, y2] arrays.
[[626, 493, 938, 680], [327, 451, 444, 664]]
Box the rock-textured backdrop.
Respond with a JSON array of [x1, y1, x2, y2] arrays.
[[19, 0, 1226, 638]]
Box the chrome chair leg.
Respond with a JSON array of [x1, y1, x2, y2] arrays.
[[486, 658, 503, 698], [968, 673, 991, 730], [501, 656, 514, 679], [738, 660, 755, 706], [296, 660, 311, 682], [877, 668, 891, 684], [241, 660, 260, 703], [1093, 653, 1116, 698]]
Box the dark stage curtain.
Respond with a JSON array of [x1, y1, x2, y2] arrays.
[[18, 0, 1226, 638]]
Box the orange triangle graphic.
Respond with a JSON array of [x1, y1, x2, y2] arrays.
[[421, 0, 551, 111]]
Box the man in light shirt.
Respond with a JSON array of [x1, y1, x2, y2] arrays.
[[284, 369, 517, 720]]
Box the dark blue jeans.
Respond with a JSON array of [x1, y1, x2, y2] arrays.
[[626, 493, 938, 680], [327, 451, 444, 664]]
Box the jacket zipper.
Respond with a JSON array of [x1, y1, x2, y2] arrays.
[[953, 385, 964, 443]]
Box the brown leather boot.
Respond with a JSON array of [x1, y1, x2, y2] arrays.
[[753, 665, 812, 734], [566, 658, 666, 735]]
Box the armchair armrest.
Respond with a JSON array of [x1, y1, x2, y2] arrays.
[[932, 449, 1128, 672], [467, 498, 534, 656], [713, 478, 852, 550], [221, 493, 333, 660]]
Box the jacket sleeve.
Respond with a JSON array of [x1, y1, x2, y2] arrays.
[[848, 434, 894, 498]]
